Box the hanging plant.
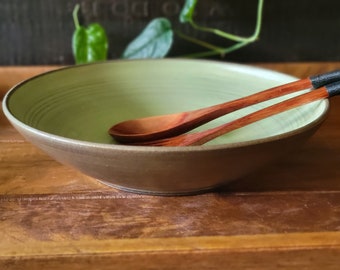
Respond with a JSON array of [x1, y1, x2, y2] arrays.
[[72, 0, 264, 62]]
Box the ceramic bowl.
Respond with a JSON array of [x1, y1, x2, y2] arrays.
[[2, 60, 329, 195]]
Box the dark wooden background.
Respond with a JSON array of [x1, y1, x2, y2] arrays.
[[1, 0, 340, 65]]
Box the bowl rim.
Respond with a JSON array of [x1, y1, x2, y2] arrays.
[[2, 59, 330, 153]]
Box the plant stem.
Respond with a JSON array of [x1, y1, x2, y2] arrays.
[[189, 0, 263, 43], [179, 0, 264, 58], [174, 30, 224, 55], [182, 41, 250, 58], [73, 4, 81, 29], [249, 0, 264, 41]]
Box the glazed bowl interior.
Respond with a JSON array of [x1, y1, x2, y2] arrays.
[[4, 60, 327, 147]]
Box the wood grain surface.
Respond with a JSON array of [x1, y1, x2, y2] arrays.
[[1, 63, 340, 269]]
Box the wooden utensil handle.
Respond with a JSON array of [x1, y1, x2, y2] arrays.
[[189, 81, 340, 146], [325, 80, 340, 96], [310, 69, 340, 88]]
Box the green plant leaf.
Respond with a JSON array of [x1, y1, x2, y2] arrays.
[[179, 0, 197, 23], [72, 23, 108, 64], [72, 5, 108, 64], [122, 18, 173, 59]]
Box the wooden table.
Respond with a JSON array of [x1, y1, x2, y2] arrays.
[[1, 63, 340, 269]]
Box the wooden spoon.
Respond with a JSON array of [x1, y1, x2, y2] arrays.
[[109, 70, 340, 143], [127, 81, 340, 146]]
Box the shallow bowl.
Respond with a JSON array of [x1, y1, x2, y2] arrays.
[[2, 60, 329, 195]]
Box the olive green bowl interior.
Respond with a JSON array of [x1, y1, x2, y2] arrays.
[[2, 59, 329, 195]]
